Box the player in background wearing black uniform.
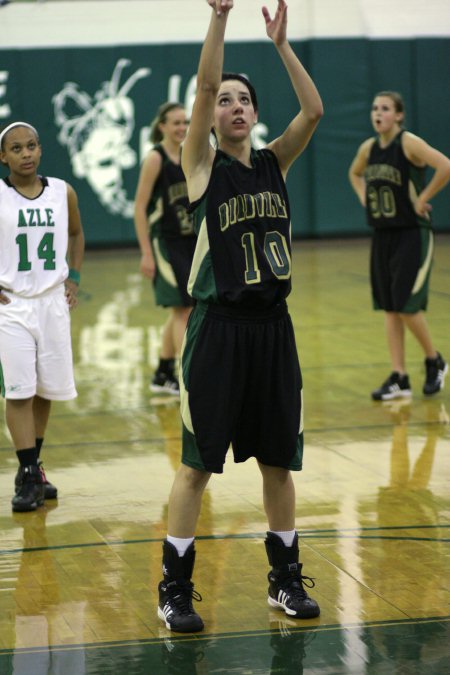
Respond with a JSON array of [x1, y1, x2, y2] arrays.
[[157, 0, 323, 633], [349, 91, 450, 401], [134, 103, 196, 395]]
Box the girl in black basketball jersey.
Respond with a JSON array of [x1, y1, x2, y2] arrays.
[[349, 91, 450, 401], [134, 102, 196, 395], [157, 0, 323, 633]]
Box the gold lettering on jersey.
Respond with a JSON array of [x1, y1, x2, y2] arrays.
[[272, 193, 288, 218], [365, 164, 401, 185], [243, 194, 256, 220], [219, 191, 288, 232], [17, 208, 55, 228], [263, 191, 276, 217], [168, 182, 188, 205]]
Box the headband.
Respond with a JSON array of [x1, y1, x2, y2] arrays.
[[0, 122, 38, 149]]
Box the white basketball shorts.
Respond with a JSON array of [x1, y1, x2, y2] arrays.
[[0, 285, 77, 400]]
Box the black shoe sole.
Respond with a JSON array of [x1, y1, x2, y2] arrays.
[[12, 498, 45, 513]]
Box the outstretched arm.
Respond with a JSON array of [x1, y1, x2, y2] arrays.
[[181, 0, 234, 202], [264, 0, 323, 177]]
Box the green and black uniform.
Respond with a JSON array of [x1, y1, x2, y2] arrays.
[[180, 148, 303, 473], [147, 145, 196, 307], [365, 130, 433, 313]]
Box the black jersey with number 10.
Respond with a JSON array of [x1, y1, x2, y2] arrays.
[[188, 148, 293, 309]]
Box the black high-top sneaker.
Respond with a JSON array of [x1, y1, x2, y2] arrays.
[[423, 352, 448, 395], [15, 460, 58, 500], [150, 371, 180, 395], [12, 465, 45, 512], [157, 540, 204, 633], [371, 372, 412, 401], [265, 532, 320, 619]]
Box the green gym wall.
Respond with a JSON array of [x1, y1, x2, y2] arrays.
[[1, 35, 449, 245]]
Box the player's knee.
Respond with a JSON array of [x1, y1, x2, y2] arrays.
[[178, 464, 211, 490]]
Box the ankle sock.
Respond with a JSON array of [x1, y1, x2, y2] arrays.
[[269, 529, 296, 547], [36, 438, 44, 459], [167, 535, 195, 557], [158, 358, 175, 376], [16, 447, 38, 467]]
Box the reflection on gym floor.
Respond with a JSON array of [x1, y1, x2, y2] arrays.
[[0, 238, 449, 674]]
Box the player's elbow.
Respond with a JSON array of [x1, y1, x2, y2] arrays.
[[444, 158, 450, 181], [307, 101, 324, 123]]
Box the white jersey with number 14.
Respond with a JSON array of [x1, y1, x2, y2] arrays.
[[0, 176, 69, 297]]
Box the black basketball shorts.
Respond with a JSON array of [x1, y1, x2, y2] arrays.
[[179, 300, 304, 473], [370, 227, 433, 313], [152, 235, 196, 307]]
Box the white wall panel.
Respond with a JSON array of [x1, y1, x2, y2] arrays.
[[1, 0, 449, 48]]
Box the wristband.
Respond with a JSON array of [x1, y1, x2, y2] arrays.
[[68, 268, 81, 285]]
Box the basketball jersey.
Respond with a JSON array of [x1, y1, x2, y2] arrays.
[[0, 176, 69, 297], [365, 130, 429, 229], [147, 145, 194, 240], [188, 148, 292, 309]]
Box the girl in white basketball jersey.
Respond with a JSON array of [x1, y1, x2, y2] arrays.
[[0, 122, 85, 512]]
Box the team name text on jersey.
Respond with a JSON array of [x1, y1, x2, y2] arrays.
[[168, 182, 189, 205], [219, 191, 288, 232], [365, 164, 402, 186], [17, 209, 55, 228]]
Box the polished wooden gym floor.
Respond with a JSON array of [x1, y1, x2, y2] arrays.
[[0, 236, 449, 674]]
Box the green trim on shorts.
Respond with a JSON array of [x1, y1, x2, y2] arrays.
[[152, 236, 184, 307], [181, 423, 303, 473], [181, 423, 208, 472], [179, 303, 208, 446], [180, 303, 208, 393], [287, 434, 304, 471], [402, 228, 433, 313]]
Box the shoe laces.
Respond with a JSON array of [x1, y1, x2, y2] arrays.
[[279, 570, 316, 599], [166, 580, 202, 615]]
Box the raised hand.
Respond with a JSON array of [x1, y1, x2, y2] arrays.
[[262, 0, 288, 45], [207, 0, 234, 16]]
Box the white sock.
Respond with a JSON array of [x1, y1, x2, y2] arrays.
[[270, 529, 296, 547], [167, 535, 194, 557]]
